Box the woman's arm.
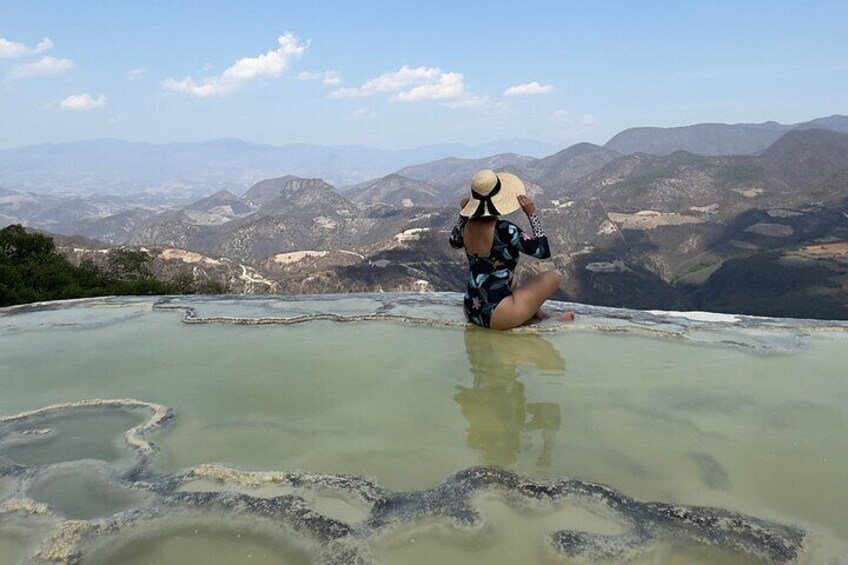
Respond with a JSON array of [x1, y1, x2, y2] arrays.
[[448, 198, 470, 249], [513, 195, 551, 259]]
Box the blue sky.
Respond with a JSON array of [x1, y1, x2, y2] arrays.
[[1, 0, 846, 149]]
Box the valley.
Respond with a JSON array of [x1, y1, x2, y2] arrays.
[[3, 116, 847, 319]]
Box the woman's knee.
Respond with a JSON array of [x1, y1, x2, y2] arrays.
[[542, 269, 562, 287]]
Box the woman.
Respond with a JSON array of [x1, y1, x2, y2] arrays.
[[449, 169, 574, 330]]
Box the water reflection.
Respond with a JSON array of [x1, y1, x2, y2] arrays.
[[456, 328, 565, 468]]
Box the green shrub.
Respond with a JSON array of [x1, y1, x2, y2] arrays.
[[0, 225, 228, 307]]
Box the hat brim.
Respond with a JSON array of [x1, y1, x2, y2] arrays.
[[459, 172, 526, 218]]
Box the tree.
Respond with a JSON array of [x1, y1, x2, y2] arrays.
[[0, 225, 229, 307]]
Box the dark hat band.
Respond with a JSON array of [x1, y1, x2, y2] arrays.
[[470, 176, 502, 217]]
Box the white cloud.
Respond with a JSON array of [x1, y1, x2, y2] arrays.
[[0, 37, 53, 59], [328, 86, 359, 99], [393, 71, 465, 102], [9, 55, 74, 79], [162, 33, 308, 98], [503, 81, 555, 96], [297, 70, 341, 86], [330, 65, 440, 99], [125, 66, 148, 81], [60, 93, 107, 110], [329, 65, 485, 107]]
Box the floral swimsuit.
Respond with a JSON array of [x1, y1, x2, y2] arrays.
[[449, 213, 550, 328]]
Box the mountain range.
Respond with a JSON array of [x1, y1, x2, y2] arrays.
[[605, 114, 848, 156], [0, 138, 558, 198], [3, 115, 848, 320], [2, 114, 845, 200]]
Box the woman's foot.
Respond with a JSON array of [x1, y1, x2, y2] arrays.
[[557, 310, 576, 322]]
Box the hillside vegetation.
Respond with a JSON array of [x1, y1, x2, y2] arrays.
[[0, 225, 227, 307]]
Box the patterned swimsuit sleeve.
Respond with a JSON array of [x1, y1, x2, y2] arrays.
[[507, 213, 551, 259], [448, 215, 468, 249]]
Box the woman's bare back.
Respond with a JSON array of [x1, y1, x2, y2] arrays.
[[462, 218, 497, 257]]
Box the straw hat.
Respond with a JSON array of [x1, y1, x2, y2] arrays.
[[460, 169, 526, 218]]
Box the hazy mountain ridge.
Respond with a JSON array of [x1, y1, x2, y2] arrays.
[[760, 128, 848, 189], [49, 127, 847, 318], [564, 130, 848, 207], [180, 190, 256, 226], [554, 129, 848, 317], [6, 116, 848, 319], [71, 176, 438, 263], [0, 138, 556, 197], [3, 112, 844, 205], [392, 153, 536, 199], [517, 143, 622, 190], [346, 174, 443, 207], [0, 189, 142, 234], [243, 176, 357, 218], [188, 190, 254, 213], [604, 114, 848, 156]]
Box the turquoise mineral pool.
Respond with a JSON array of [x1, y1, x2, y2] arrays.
[[0, 294, 846, 564]]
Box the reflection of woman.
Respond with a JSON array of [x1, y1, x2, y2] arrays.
[[449, 169, 575, 329], [455, 328, 565, 467]]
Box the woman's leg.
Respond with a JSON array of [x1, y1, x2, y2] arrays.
[[489, 270, 563, 330]]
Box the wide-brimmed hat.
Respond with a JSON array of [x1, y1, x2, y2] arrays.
[[460, 169, 526, 218]]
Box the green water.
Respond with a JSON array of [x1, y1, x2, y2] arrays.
[[0, 536, 28, 565], [0, 521, 40, 565], [3, 411, 142, 467], [0, 535, 28, 565], [0, 477, 13, 498], [1, 301, 846, 563], [374, 496, 762, 565], [87, 523, 309, 565], [29, 467, 147, 520]]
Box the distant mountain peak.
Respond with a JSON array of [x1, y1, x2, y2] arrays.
[[380, 173, 409, 182], [761, 129, 848, 189], [541, 142, 619, 161], [241, 175, 354, 218], [561, 141, 605, 152], [793, 114, 848, 132], [762, 128, 848, 157], [604, 115, 848, 157], [208, 189, 240, 200], [347, 173, 441, 208], [243, 175, 335, 204]]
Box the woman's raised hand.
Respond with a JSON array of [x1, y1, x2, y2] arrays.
[[517, 195, 536, 215]]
